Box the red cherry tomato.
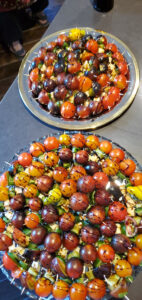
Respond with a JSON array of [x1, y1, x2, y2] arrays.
[[38, 47, 47, 60], [109, 148, 125, 163], [108, 86, 121, 102], [114, 74, 127, 90], [18, 152, 32, 167], [3, 253, 17, 271], [81, 51, 94, 62], [93, 172, 109, 189], [98, 244, 115, 263], [130, 172, 142, 186], [0, 172, 8, 187], [106, 43, 117, 53], [117, 61, 128, 75], [108, 201, 127, 222], [113, 51, 125, 62], [119, 159, 136, 176], [44, 136, 59, 151], [86, 39, 98, 54], [97, 74, 110, 87], [100, 140, 112, 154], [29, 68, 39, 83], [102, 94, 116, 110], [61, 102, 76, 119], [46, 66, 54, 78], [57, 34, 69, 46], [0, 218, 5, 233], [68, 61, 81, 74]]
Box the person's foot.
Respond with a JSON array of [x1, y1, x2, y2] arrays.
[[34, 11, 49, 26], [9, 41, 26, 58]]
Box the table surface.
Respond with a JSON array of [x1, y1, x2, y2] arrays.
[[0, 0, 142, 299]]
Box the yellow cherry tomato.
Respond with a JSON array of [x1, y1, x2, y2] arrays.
[[59, 134, 71, 146], [23, 184, 38, 198], [0, 186, 9, 201], [115, 260, 132, 277], [14, 172, 30, 187]]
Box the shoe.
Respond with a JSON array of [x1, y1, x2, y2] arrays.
[[9, 41, 26, 58], [34, 11, 49, 26]]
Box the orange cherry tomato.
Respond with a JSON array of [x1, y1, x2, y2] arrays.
[[71, 133, 86, 148], [106, 43, 117, 53], [3, 253, 17, 271], [0, 186, 9, 201], [29, 68, 39, 83], [85, 135, 100, 150], [113, 51, 125, 61], [70, 165, 86, 181], [35, 278, 52, 297], [30, 142, 45, 157], [87, 278, 106, 300], [108, 86, 121, 102], [14, 172, 30, 188], [38, 47, 47, 60], [68, 60, 81, 74], [70, 283, 87, 300], [60, 179, 77, 197], [102, 158, 119, 176], [136, 234, 142, 250], [115, 259, 132, 277], [97, 74, 110, 87], [127, 247, 142, 266], [23, 184, 38, 198], [25, 213, 40, 229], [46, 65, 54, 78], [114, 74, 127, 90], [52, 280, 69, 300], [11, 268, 23, 279], [0, 218, 5, 233], [98, 244, 115, 263], [43, 152, 59, 167], [79, 76, 92, 92], [109, 148, 125, 163], [93, 172, 109, 189], [0, 172, 8, 187], [44, 136, 59, 151], [99, 140, 112, 154], [60, 102, 76, 119], [117, 61, 128, 75], [18, 152, 32, 167], [130, 172, 142, 186], [86, 39, 98, 54], [53, 167, 68, 183], [102, 94, 116, 110], [119, 159, 136, 176], [108, 201, 127, 222], [81, 51, 94, 62], [47, 41, 57, 51]]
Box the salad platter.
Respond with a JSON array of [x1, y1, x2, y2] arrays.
[[0, 132, 142, 300], [18, 27, 139, 130]]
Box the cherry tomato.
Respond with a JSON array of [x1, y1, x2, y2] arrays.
[[68, 60, 81, 74], [102, 94, 116, 110], [102, 158, 119, 176], [14, 172, 30, 187], [28, 161, 45, 178], [47, 41, 57, 51], [70, 165, 86, 181], [60, 102, 76, 119], [23, 184, 38, 198], [97, 74, 110, 87], [85, 135, 100, 150], [0, 186, 9, 201], [130, 172, 142, 186], [46, 65, 54, 78], [25, 213, 40, 229], [115, 259, 132, 277], [79, 76, 92, 92], [98, 244, 115, 263], [29, 68, 39, 83], [0, 218, 5, 233], [52, 280, 69, 300], [93, 172, 109, 189], [53, 167, 68, 183], [81, 51, 94, 62], [71, 133, 86, 148], [0, 172, 8, 187], [44, 136, 59, 151], [43, 152, 59, 167], [136, 234, 142, 250], [11, 268, 23, 279], [59, 134, 71, 146], [57, 34, 69, 46], [30, 142, 45, 157], [127, 247, 142, 266], [109, 148, 125, 163], [3, 253, 17, 271], [113, 51, 125, 61], [106, 43, 117, 53], [38, 47, 47, 59], [108, 201, 127, 222], [60, 179, 77, 197], [0, 233, 12, 250], [35, 278, 52, 297], [86, 39, 98, 54], [117, 61, 128, 75], [108, 86, 121, 102], [87, 278, 106, 300], [100, 140, 112, 154], [70, 283, 87, 300], [114, 74, 127, 90], [119, 159, 136, 176], [18, 152, 32, 167]]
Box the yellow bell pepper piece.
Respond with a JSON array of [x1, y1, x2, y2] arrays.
[[69, 28, 85, 41], [127, 185, 142, 200]]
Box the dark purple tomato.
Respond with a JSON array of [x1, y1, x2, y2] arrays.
[[67, 51, 80, 61], [74, 92, 87, 106], [43, 79, 56, 92], [59, 212, 75, 231], [90, 55, 99, 69], [92, 81, 101, 96], [51, 257, 67, 277], [107, 182, 124, 200], [31, 82, 42, 97], [66, 258, 83, 279], [28, 197, 42, 211], [85, 161, 99, 175], [40, 251, 53, 268], [38, 90, 49, 105], [44, 233, 62, 253], [44, 52, 56, 66], [31, 226, 46, 245], [54, 85, 67, 100], [63, 232, 79, 251], [48, 100, 60, 115], [20, 271, 36, 290], [77, 176, 96, 193], [75, 150, 89, 165], [59, 148, 73, 162], [76, 105, 91, 119], [37, 175, 53, 192], [93, 264, 111, 280], [87, 206, 105, 224], [111, 234, 131, 253], [54, 62, 65, 74], [81, 225, 100, 244], [10, 194, 25, 210], [12, 212, 25, 229], [64, 74, 79, 90], [70, 192, 89, 211], [100, 220, 116, 237], [85, 68, 97, 81], [89, 100, 104, 116], [80, 244, 97, 263], [56, 72, 66, 85], [42, 205, 59, 224], [95, 189, 111, 206]]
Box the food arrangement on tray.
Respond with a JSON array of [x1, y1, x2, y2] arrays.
[[28, 28, 129, 120], [0, 133, 142, 299]]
